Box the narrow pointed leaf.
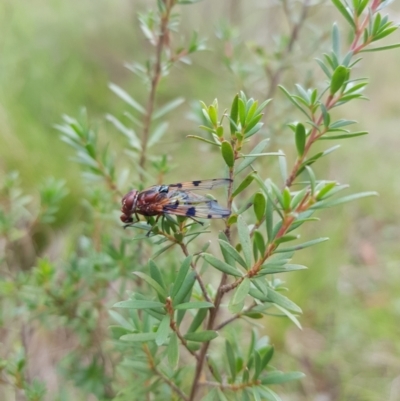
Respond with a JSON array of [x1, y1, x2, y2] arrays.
[[156, 315, 171, 345], [184, 330, 218, 342], [235, 139, 269, 175], [295, 123, 306, 156], [174, 301, 214, 310], [120, 332, 157, 342], [253, 192, 266, 222], [237, 215, 252, 266], [187, 308, 208, 333], [274, 304, 302, 329], [133, 272, 167, 299], [171, 256, 192, 298], [261, 371, 305, 385], [153, 97, 185, 120], [221, 140, 235, 167], [274, 237, 329, 252], [113, 300, 165, 310], [232, 278, 251, 306], [232, 172, 256, 198], [203, 254, 242, 277], [167, 332, 179, 368], [230, 94, 239, 135], [109, 83, 146, 114], [219, 239, 248, 269], [267, 289, 302, 313], [226, 341, 236, 381], [173, 270, 197, 305]]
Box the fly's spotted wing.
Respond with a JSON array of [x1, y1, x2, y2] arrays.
[[158, 190, 230, 219], [167, 178, 232, 191]]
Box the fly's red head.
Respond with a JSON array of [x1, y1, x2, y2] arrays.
[[120, 190, 138, 223]]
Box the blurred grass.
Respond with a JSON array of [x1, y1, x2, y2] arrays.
[[1, 0, 400, 400]]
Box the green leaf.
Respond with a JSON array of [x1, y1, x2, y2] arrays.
[[253, 231, 266, 256], [208, 105, 218, 126], [232, 172, 256, 198], [258, 387, 282, 401], [253, 350, 262, 380], [208, 358, 222, 383], [360, 43, 400, 52], [171, 256, 192, 298], [332, 23, 341, 57], [147, 122, 169, 148], [313, 191, 378, 208], [238, 98, 246, 127], [319, 131, 368, 140], [253, 192, 266, 222], [133, 272, 167, 300], [237, 215, 252, 267], [120, 332, 157, 342], [218, 239, 248, 269], [235, 139, 269, 175], [173, 271, 197, 306], [261, 346, 274, 370], [153, 97, 185, 120], [330, 65, 348, 95], [187, 135, 221, 147], [232, 278, 251, 306], [329, 119, 357, 129], [316, 182, 337, 200], [108, 310, 135, 331], [174, 301, 214, 310], [261, 371, 305, 385], [266, 197, 273, 243], [305, 166, 316, 195], [278, 152, 288, 183], [167, 332, 179, 368], [184, 330, 218, 342], [278, 86, 310, 119], [244, 114, 263, 135], [113, 300, 165, 310], [149, 260, 166, 302], [221, 141, 235, 167], [267, 289, 302, 313], [315, 58, 332, 78], [105, 114, 141, 150], [203, 254, 243, 277], [320, 103, 330, 127], [290, 187, 308, 210], [331, 0, 356, 28], [275, 237, 329, 252], [230, 94, 239, 135], [295, 123, 306, 156], [109, 83, 146, 114], [274, 304, 302, 329], [187, 308, 208, 333], [275, 235, 298, 245], [226, 341, 236, 381], [257, 264, 307, 276], [228, 296, 245, 315], [156, 315, 171, 346], [282, 187, 291, 211]]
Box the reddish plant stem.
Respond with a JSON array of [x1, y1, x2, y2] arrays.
[[143, 344, 189, 401], [188, 166, 235, 401], [138, 1, 172, 182], [180, 242, 212, 303]]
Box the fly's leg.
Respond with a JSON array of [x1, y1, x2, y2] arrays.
[[145, 215, 161, 237], [123, 213, 140, 229], [188, 216, 204, 226]]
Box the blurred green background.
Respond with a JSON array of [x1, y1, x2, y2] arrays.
[[1, 0, 400, 400]]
